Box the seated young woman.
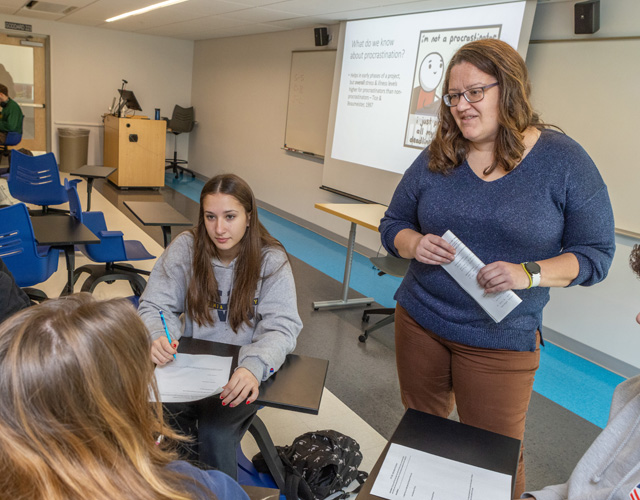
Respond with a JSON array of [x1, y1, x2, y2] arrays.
[[522, 246, 640, 499], [0, 293, 249, 500], [138, 173, 302, 478]]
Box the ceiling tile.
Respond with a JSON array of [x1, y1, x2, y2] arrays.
[[0, 0, 519, 40], [261, 0, 372, 16], [268, 15, 335, 29], [207, 22, 287, 38], [217, 6, 304, 23], [62, 0, 249, 26], [136, 14, 248, 37]]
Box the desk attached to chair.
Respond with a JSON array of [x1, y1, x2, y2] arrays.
[[123, 200, 193, 248], [176, 338, 329, 492], [70, 165, 116, 211], [356, 408, 521, 500], [31, 215, 100, 296]]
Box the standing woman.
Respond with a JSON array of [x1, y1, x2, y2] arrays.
[[138, 173, 302, 479], [379, 39, 615, 498]]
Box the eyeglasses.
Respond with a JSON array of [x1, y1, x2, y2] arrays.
[[443, 82, 499, 107]]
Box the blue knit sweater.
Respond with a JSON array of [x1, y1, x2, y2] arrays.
[[379, 129, 615, 352]]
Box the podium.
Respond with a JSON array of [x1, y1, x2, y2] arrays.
[[103, 115, 166, 188]]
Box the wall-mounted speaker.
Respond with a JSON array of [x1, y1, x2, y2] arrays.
[[314, 27, 329, 46], [575, 0, 600, 35]]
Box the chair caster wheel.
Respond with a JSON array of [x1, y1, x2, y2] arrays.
[[359, 334, 367, 343], [362, 314, 370, 322], [313, 307, 319, 311]]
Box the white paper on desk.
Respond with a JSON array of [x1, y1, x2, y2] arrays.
[[150, 353, 233, 403], [440, 230, 521, 323], [370, 443, 511, 500]]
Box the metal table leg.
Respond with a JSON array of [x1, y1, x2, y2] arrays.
[[313, 222, 374, 310]]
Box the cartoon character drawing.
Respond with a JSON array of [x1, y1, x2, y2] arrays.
[[410, 52, 444, 116]]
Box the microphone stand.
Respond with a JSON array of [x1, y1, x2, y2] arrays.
[[115, 79, 127, 118]]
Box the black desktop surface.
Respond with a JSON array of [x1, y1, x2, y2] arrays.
[[357, 408, 521, 499]]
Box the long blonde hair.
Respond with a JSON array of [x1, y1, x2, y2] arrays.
[[0, 294, 214, 500]]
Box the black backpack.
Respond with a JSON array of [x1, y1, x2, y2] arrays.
[[253, 430, 368, 500]]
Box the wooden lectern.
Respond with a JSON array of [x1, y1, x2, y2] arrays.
[[103, 115, 166, 188]]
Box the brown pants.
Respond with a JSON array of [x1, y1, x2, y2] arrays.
[[395, 304, 540, 499]]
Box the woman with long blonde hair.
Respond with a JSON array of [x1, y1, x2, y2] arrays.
[[0, 294, 249, 500]]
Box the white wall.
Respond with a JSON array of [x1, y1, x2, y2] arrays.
[[189, 26, 383, 253], [0, 14, 194, 164], [527, 1, 640, 372], [189, 1, 640, 373]]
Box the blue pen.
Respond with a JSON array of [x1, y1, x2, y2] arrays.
[[158, 310, 177, 360]]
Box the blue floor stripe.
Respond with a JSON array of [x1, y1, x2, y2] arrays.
[[166, 173, 619, 428], [535, 343, 623, 428]]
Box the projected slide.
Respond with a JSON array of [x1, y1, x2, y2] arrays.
[[406, 25, 501, 149], [330, 2, 528, 175]]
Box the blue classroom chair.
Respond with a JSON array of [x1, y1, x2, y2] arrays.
[[8, 150, 79, 214], [0, 203, 59, 297], [65, 179, 154, 296]]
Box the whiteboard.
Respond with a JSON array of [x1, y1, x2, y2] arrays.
[[284, 50, 336, 157], [526, 38, 640, 235]]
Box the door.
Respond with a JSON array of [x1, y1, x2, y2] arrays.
[[0, 33, 47, 151]]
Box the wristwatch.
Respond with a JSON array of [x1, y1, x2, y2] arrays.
[[522, 262, 541, 288]]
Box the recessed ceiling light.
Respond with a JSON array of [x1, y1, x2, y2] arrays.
[[105, 0, 189, 23]]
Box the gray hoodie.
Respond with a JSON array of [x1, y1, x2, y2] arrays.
[[138, 232, 302, 383], [522, 375, 640, 500]]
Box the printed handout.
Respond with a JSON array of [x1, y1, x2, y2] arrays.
[[441, 230, 522, 323], [150, 353, 233, 403], [370, 443, 512, 500]]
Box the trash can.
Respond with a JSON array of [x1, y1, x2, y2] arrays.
[[58, 128, 90, 172]]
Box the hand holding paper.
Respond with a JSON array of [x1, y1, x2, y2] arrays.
[[440, 230, 522, 323]]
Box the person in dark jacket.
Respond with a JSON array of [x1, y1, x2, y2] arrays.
[[0, 257, 31, 323], [0, 82, 24, 144]]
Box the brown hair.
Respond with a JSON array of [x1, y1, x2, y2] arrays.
[[630, 245, 640, 278], [187, 173, 284, 331], [0, 83, 7, 96], [429, 38, 543, 176], [0, 294, 214, 500]]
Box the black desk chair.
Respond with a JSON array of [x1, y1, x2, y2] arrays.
[[165, 105, 196, 179], [360, 255, 410, 342]]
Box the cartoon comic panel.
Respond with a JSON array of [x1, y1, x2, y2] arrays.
[[404, 25, 502, 150]]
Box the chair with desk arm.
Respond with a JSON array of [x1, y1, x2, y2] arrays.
[[360, 255, 410, 343], [174, 337, 328, 495], [64, 180, 155, 296], [7, 150, 78, 214], [165, 105, 196, 179], [0, 202, 59, 301]]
